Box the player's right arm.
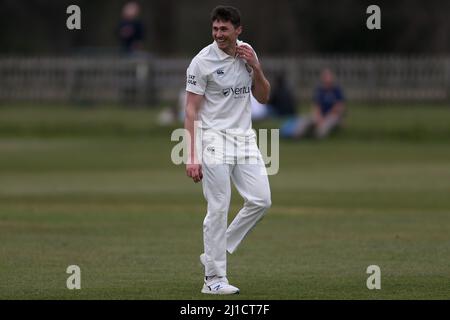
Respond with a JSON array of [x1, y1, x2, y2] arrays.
[[185, 92, 204, 183], [185, 57, 207, 183]]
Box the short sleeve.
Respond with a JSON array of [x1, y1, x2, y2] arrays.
[[250, 45, 259, 62], [186, 58, 207, 95]]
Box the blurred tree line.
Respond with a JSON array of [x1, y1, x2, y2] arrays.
[[0, 0, 449, 56]]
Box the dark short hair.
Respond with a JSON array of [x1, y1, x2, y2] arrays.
[[210, 6, 241, 28]]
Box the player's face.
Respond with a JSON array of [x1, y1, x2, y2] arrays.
[[212, 20, 242, 53]]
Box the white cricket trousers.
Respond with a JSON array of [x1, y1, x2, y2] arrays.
[[201, 157, 271, 277]]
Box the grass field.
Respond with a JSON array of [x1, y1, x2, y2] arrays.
[[0, 104, 449, 299]]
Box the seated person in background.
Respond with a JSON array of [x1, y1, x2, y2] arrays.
[[281, 68, 345, 139], [312, 68, 345, 138], [268, 73, 297, 117]]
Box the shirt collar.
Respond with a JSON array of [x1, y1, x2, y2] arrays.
[[212, 39, 242, 60]]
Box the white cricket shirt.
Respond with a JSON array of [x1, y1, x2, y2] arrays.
[[186, 40, 256, 134]]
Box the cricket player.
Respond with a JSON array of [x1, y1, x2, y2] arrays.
[[184, 5, 272, 295]]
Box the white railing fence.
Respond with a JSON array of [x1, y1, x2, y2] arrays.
[[1, 55, 450, 105]]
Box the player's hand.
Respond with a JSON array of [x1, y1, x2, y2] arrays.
[[186, 163, 203, 183], [236, 45, 259, 69]]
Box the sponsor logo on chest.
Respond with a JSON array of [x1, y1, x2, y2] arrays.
[[223, 86, 251, 98]]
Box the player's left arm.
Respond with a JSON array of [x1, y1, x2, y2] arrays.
[[237, 45, 271, 104]]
